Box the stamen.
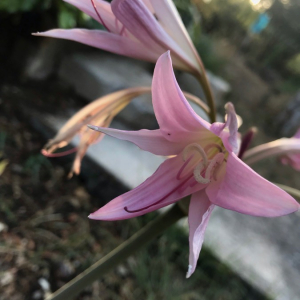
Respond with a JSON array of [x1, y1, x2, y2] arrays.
[[41, 147, 78, 157], [193, 162, 210, 184], [176, 155, 194, 180], [205, 153, 224, 182], [204, 143, 223, 153], [124, 174, 193, 213], [183, 143, 208, 166], [90, 0, 110, 32], [213, 163, 222, 181]]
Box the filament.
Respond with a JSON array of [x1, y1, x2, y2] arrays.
[[204, 153, 224, 181], [183, 143, 208, 166], [193, 162, 210, 184]]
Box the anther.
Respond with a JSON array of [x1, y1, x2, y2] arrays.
[[183, 143, 208, 166], [204, 143, 223, 153], [193, 162, 210, 184], [205, 153, 224, 181]]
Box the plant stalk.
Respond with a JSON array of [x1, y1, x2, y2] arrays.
[[46, 204, 186, 300], [194, 71, 216, 123]]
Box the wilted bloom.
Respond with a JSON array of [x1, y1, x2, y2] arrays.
[[244, 128, 300, 170], [34, 0, 204, 74], [43, 87, 150, 176], [88, 52, 299, 277]]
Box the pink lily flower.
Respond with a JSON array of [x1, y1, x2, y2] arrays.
[[244, 128, 300, 171], [34, 0, 203, 74], [88, 52, 300, 278]]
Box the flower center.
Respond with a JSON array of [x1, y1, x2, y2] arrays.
[[178, 143, 226, 184], [123, 143, 226, 214]]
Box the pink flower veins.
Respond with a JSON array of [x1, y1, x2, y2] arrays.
[[88, 52, 300, 278]]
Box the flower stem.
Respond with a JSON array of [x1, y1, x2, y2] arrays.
[[46, 204, 186, 300], [194, 71, 216, 123]]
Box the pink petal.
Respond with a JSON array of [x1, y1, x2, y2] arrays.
[[244, 138, 300, 165], [281, 153, 300, 171], [187, 190, 214, 278], [64, 0, 115, 29], [152, 52, 213, 144], [34, 29, 159, 62], [224, 103, 239, 153], [88, 126, 185, 156], [210, 102, 239, 154], [89, 155, 206, 220], [150, 0, 198, 67], [111, 0, 193, 70], [111, 0, 167, 51], [206, 152, 300, 217], [141, 0, 155, 13]]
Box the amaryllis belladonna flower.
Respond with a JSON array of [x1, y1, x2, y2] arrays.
[[88, 52, 300, 278], [42, 87, 150, 176], [34, 0, 205, 75], [244, 128, 300, 170]]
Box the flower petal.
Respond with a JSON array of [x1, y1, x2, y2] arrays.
[[88, 126, 185, 156], [206, 152, 300, 217], [152, 52, 212, 144], [210, 102, 239, 154], [111, 0, 194, 70], [89, 155, 206, 220], [64, 0, 115, 29], [244, 138, 300, 165], [281, 154, 300, 171], [150, 0, 198, 67], [187, 190, 214, 278], [34, 29, 159, 62]]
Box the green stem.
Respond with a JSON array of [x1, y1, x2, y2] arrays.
[[194, 71, 216, 123], [46, 204, 186, 300]]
